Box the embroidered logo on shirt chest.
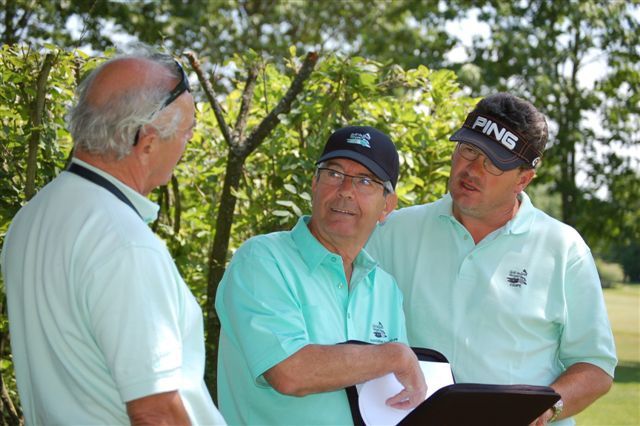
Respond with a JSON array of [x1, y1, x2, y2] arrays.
[[368, 321, 389, 343], [372, 321, 387, 338], [506, 269, 528, 287]]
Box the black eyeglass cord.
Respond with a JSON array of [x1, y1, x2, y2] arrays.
[[67, 163, 142, 220]]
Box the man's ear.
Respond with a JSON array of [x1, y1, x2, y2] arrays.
[[516, 168, 536, 193], [379, 192, 398, 222], [131, 127, 157, 163]]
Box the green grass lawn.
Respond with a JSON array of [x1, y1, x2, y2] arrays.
[[575, 284, 640, 425]]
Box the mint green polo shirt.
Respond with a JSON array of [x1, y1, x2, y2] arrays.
[[2, 159, 225, 425], [366, 192, 617, 426], [215, 216, 407, 425]]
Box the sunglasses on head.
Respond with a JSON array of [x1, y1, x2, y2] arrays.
[[162, 59, 191, 108], [133, 59, 191, 145]]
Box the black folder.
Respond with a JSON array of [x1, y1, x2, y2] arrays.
[[347, 346, 560, 426], [399, 382, 560, 426]]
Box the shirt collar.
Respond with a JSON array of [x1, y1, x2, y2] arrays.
[[291, 216, 330, 271], [70, 158, 160, 223], [437, 191, 534, 235], [291, 216, 378, 280], [504, 191, 535, 235], [437, 193, 455, 219]]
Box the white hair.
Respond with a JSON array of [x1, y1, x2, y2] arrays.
[[67, 45, 184, 159]]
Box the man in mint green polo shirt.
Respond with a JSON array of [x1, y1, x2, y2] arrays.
[[215, 126, 426, 425], [367, 93, 617, 425]]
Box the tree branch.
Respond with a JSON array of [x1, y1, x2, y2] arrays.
[[239, 51, 319, 156], [0, 370, 22, 426], [185, 52, 234, 148], [171, 174, 181, 235], [234, 62, 260, 143]]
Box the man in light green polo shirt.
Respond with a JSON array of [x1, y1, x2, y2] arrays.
[[215, 126, 427, 425], [367, 93, 617, 425], [2, 46, 224, 425]]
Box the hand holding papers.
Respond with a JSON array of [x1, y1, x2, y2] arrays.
[[350, 347, 561, 426], [358, 361, 454, 426]]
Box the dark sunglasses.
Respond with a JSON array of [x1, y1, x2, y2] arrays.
[[161, 59, 191, 108], [133, 60, 191, 145]]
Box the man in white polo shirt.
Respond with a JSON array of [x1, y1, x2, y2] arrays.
[[216, 126, 426, 425], [1, 46, 225, 425], [367, 93, 617, 425]]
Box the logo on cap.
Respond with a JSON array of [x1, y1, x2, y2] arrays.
[[472, 116, 519, 151], [346, 132, 371, 148]]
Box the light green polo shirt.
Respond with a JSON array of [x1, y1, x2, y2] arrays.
[[216, 216, 407, 425], [366, 192, 617, 426], [1, 159, 225, 425]]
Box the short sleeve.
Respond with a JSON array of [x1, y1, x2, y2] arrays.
[[83, 244, 184, 402], [559, 250, 617, 377], [215, 240, 309, 384]]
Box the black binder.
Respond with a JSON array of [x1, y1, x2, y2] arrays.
[[347, 346, 560, 426]]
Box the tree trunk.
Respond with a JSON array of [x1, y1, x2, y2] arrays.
[[191, 51, 319, 402], [25, 53, 54, 200], [204, 149, 245, 401]]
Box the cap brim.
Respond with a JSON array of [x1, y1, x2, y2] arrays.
[[450, 127, 525, 171], [316, 150, 391, 183]]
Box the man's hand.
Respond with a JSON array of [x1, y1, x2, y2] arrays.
[[529, 362, 613, 425], [385, 344, 427, 410], [529, 408, 553, 426]]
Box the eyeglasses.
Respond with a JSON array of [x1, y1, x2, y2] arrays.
[[133, 60, 191, 145], [317, 167, 388, 195], [455, 143, 504, 176]]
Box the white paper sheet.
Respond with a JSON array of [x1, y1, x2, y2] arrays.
[[358, 361, 455, 426]]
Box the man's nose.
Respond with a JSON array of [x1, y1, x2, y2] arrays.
[[337, 177, 356, 197], [466, 155, 486, 175]]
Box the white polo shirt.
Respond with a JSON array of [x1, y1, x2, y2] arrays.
[[2, 159, 225, 425], [366, 192, 617, 426]]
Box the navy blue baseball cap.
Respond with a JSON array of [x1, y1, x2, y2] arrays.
[[450, 111, 543, 170], [316, 126, 400, 188]]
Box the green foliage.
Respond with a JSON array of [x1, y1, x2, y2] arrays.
[[1, 0, 470, 82], [0, 46, 102, 234], [612, 241, 640, 283], [579, 166, 640, 282]]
